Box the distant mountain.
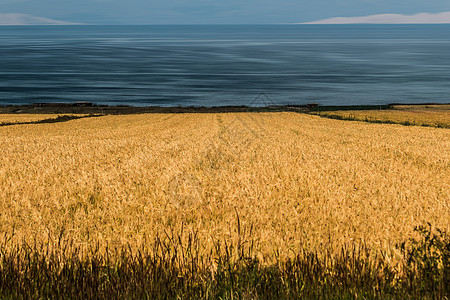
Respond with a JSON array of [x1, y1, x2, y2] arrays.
[[303, 11, 450, 24], [0, 13, 80, 25]]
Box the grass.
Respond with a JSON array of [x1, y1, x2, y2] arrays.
[[0, 111, 448, 298], [311, 104, 450, 128], [0, 224, 448, 299], [0, 114, 83, 124], [0, 114, 94, 126], [0, 226, 450, 299]]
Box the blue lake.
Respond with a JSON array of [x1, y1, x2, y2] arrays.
[[1, 24, 450, 106]]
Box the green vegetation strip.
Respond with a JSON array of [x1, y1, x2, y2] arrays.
[[310, 105, 393, 112], [312, 113, 450, 128], [0, 114, 104, 127], [0, 225, 448, 299]]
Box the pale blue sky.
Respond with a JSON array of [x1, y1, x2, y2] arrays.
[[1, 0, 450, 24]]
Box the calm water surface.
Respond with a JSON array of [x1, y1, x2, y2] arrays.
[[1, 25, 450, 106]]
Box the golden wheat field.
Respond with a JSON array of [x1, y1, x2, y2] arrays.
[[0, 112, 449, 262], [313, 104, 450, 128]]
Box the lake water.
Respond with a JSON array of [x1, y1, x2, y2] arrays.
[[1, 24, 450, 107]]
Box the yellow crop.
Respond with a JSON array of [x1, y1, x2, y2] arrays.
[[0, 112, 448, 262]]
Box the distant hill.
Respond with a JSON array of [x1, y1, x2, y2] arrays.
[[0, 13, 79, 25], [303, 11, 450, 24]]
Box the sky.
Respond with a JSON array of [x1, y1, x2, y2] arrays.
[[1, 0, 450, 24]]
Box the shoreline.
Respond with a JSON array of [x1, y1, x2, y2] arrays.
[[0, 102, 447, 115]]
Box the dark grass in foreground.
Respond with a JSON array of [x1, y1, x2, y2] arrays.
[[0, 225, 448, 299]]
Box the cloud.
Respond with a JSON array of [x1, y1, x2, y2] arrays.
[[0, 13, 81, 25], [303, 11, 450, 24]]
